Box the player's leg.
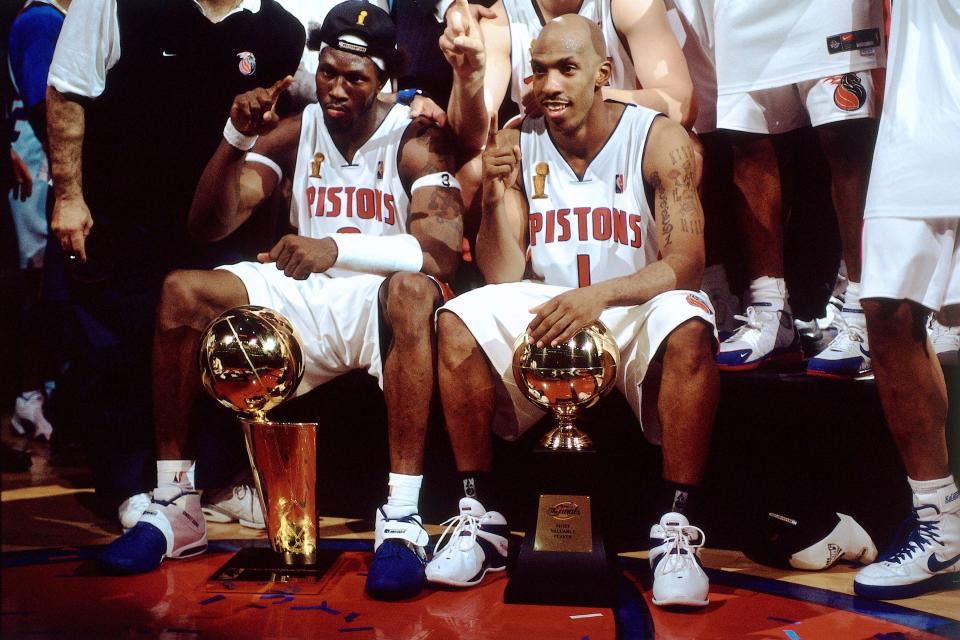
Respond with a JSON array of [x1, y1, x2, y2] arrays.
[[100, 269, 248, 574], [806, 72, 880, 379], [716, 87, 803, 370], [365, 271, 443, 600], [854, 217, 959, 598], [650, 316, 719, 608]]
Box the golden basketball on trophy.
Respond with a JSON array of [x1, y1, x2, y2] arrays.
[[532, 162, 550, 199], [511, 322, 619, 450]]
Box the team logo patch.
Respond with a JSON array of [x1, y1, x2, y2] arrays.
[[686, 293, 712, 315], [237, 51, 256, 76], [615, 174, 624, 194], [376, 161, 384, 180], [830, 73, 866, 111], [532, 162, 549, 199], [310, 153, 325, 179]]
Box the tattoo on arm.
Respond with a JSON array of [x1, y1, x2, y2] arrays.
[[666, 144, 703, 237], [651, 170, 673, 247]]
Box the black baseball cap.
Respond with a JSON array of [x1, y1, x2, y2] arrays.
[[314, 1, 398, 69]]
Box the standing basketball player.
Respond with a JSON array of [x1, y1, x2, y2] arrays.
[[426, 15, 719, 608], [854, 0, 960, 599], [98, 2, 464, 603]]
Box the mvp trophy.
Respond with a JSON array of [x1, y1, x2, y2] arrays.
[[199, 305, 332, 589], [503, 322, 620, 608]]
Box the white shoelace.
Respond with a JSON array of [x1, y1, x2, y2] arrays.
[[655, 525, 706, 577], [729, 306, 770, 339], [434, 512, 481, 554], [827, 320, 866, 353]]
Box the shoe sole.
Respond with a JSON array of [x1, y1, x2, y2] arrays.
[[651, 596, 709, 608], [805, 368, 874, 381], [426, 563, 507, 588], [201, 507, 265, 530], [717, 350, 804, 372], [169, 539, 209, 560], [854, 572, 960, 599]]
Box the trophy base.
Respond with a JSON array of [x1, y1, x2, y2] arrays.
[[206, 547, 341, 594], [503, 527, 616, 608]]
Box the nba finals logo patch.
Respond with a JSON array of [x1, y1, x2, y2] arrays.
[[237, 51, 256, 76], [532, 162, 549, 199], [830, 73, 866, 111], [376, 161, 384, 180], [615, 174, 624, 194]]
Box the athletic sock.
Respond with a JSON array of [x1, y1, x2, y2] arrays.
[[386, 472, 422, 514], [459, 470, 493, 503], [749, 276, 789, 313], [908, 475, 959, 515], [661, 480, 699, 517], [841, 281, 865, 328], [157, 460, 195, 490]]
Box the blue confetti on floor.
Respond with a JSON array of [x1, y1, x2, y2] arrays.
[[769, 616, 801, 625], [344, 612, 360, 622], [784, 630, 801, 640], [245, 604, 267, 610], [338, 627, 374, 633], [199, 595, 225, 606]]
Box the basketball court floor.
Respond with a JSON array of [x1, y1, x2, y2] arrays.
[[3, 426, 958, 639]]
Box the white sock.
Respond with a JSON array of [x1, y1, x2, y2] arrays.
[[157, 460, 195, 489], [908, 475, 959, 514], [749, 276, 789, 312], [386, 472, 422, 513], [842, 281, 865, 328]]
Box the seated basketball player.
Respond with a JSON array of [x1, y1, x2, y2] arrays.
[[426, 15, 719, 608], [99, 2, 464, 602]]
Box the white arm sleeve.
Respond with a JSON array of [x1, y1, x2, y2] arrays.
[[331, 233, 423, 275], [47, 0, 121, 98]]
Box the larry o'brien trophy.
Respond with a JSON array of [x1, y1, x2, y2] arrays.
[[199, 305, 332, 588], [503, 322, 620, 608]]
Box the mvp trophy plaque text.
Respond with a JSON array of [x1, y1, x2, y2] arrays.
[[199, 305, 332, 589], [503, 322, 620, 608]]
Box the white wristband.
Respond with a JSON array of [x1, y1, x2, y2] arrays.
[[223, 118, 258, 151], [332, 233, 423, 274], [411, 171, 461, 193]]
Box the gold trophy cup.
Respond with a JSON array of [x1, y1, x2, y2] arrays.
[[199, 305, 321, 573], [504, 322, 620, 607], [532, 162, 550, 199], [512, 322, 619, 451]]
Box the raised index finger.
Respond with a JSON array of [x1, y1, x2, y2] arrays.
[[487, 112, 498, 148], [268, 75, 294, 102]]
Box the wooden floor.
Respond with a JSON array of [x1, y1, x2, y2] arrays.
[[2, 415, 958, 638]]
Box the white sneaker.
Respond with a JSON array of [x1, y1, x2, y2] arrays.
[[806, 320, 872, 380], [425, 497, 510, 588], [649, 512, 709, 607], [201, 484, 265, 529], [928, 316, 960, 366], [119, 492, 152, 531], [11, 391, 53, 441], [816, 296, 845, 343], [854, 486, 960, 599], [716, 304, 802, 371], [789, 512, 878, 570]]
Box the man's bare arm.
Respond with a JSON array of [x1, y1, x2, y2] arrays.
[[605, 0, 695, 127], [476, 124, 527, 282], [401, 122, 465, 282], [189, 77, 295, 242], [443, 0, 510, 155], [46, 86, 93, 261]]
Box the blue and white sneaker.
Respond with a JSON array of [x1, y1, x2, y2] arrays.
[[365, 505, 430, 600], [806, 320, 872, 380], [425, 497, 510, 588], [100, 486, 207, 574], [716, 304, 802, 371], [649, 512, 709, 607], [854, 486, 960, 599]]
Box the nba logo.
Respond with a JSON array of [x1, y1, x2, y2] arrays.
[[376, 161, 384, 180], [615, 174, 624, 194]]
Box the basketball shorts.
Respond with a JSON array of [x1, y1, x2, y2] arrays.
[[217, 262, 387, 394], [717, 70, 879, 135], [441, 282, 717, 444], [861, 217, 960, 311]]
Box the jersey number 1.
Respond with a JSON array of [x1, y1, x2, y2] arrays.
[[577, 254, 591, 287]]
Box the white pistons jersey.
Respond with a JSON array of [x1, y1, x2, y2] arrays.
[[520, 103, 660, 288], [502, 0, 637, 111], [290, 102, 413, 277]]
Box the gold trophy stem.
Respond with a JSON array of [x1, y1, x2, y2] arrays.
[[539, 406, 593, 451], [241, 419, 318, 565]]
